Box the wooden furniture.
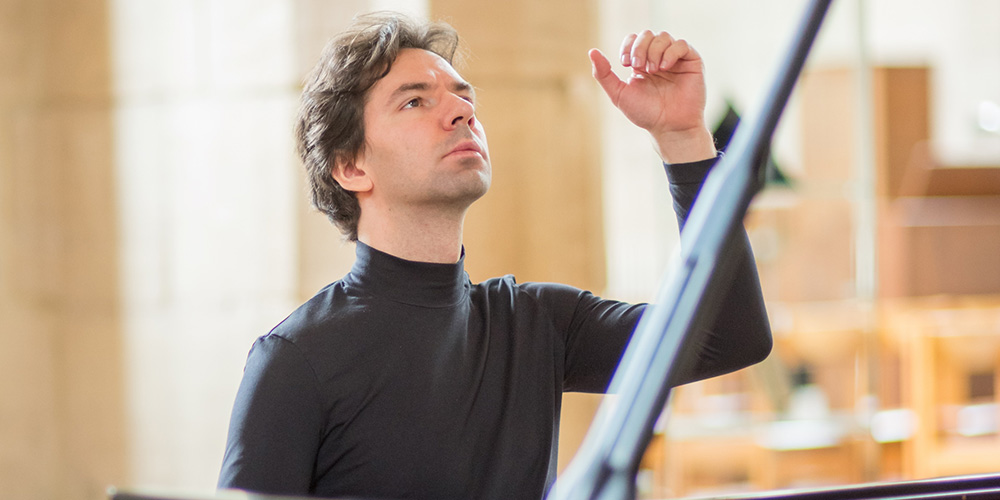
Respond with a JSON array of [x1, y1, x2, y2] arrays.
[[883, 297, 1000, 479]]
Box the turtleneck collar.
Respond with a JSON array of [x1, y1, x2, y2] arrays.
[[343, 241, 470, 308]]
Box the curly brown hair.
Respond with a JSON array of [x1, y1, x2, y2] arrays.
[[294, 12, 461, 241]]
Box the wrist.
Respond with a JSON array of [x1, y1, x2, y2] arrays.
[[652, 125, 717, 164]]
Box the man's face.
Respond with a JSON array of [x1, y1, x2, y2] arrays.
[[355, 48, 491, 211]]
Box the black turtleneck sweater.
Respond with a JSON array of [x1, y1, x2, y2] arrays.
[[218, 158, 771, 499]]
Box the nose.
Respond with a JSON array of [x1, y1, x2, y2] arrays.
[[444, 94, 476, 130]]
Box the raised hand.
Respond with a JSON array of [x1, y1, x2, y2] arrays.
[[590, 30, 716, 163]]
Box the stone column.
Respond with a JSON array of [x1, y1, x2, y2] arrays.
[[0, 0, 127, 498]]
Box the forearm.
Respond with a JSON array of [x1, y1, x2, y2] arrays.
[[664, 157, 773, 385]]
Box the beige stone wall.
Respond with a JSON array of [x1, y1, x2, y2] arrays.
[[0, 0, 127, 498]]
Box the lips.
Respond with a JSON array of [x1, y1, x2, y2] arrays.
[[446, 140, 484, 158]]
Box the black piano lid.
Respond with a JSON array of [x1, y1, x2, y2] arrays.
[[696, 473, 1000, 500]]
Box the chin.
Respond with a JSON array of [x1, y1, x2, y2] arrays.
[[459, 159, 491, 191], [472, 169, 492, 197], [458, 176, 491, 205], [460, 179, 490, 204], [434, 159, 491, 202]]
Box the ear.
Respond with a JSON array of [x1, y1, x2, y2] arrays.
[[331, 156, 373, 193]]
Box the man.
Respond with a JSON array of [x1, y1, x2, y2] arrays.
[[219, 11, 771, 500]]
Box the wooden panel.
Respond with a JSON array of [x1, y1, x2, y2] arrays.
[[897, 160, 1000, 197], [747, 195, 855, 302], [432, 0, 605, 291], [880, 196, 1000, 297], [872, 67, 931, 199], [432, 0, 595, 82]]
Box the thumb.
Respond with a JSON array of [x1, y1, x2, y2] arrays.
[[589, 48, 623, 105]]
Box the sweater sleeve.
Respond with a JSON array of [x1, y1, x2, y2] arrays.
[[218, 334, 324, 495], [664, 156, 772, 385], [552, 156, 771, 392]]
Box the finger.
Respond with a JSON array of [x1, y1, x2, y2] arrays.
[[645, 31, 675, 73], [618, 33, 637, 67], [630, 30, 655, 71], [660, 38, 701, 72], [589, 48, 624, 104]]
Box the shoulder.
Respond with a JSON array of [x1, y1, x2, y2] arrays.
[[268, 280, 356, 343], [239, 332, 321, 402], [244, 280, 369, 375], [473, 275, 589, 306], [470, 276, 605, 333]]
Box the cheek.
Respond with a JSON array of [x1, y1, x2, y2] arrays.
[[365, 128, 409, 163]]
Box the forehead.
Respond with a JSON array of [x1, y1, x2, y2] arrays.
[[369, 48, 468, 99]]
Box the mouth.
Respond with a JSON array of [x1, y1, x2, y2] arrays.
[[445, 140, 484, 158]]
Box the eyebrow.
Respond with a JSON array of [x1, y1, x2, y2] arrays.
[[388, 80, 476, 103]]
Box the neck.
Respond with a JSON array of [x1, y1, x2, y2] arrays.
[[356, 204, 467, 264]]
